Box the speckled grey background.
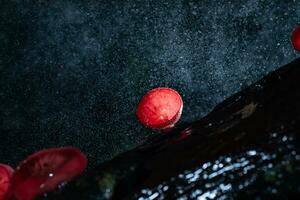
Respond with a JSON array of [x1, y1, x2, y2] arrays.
[[0, 0, 299, 168]]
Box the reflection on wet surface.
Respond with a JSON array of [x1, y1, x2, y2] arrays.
[[134, 131, 299, 200]]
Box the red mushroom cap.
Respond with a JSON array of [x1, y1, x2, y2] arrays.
[[12, 147, 87, 200], [136, 87, 183, 130], [292, 25, 300, 52], [0, 164, 14, 200]]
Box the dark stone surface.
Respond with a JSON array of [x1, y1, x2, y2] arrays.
[[37, 58, 300, 200], [0, 0, 299, 168]]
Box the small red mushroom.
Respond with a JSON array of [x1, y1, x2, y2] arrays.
[[0, 164, 14, 200], [291, 25, 300, 52], [12, 147, 87, 200], [136, 87, 183, 131]]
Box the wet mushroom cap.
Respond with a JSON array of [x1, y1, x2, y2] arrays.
[[137, 87, 183, 129], [12, 147, 87, 200], [0, 164, 14, 200], [292, 25, 300, 52]]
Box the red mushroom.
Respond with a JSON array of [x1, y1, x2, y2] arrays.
[[0, 164, 14, 200], [136, 87, 183, 130], [292, 25, 300, 52], [12, 147, 87, 200]]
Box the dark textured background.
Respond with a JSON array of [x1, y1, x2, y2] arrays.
[[0, 0, 299, 168]]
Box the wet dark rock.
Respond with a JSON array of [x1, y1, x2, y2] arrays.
[[38, 58, 300, 199]]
